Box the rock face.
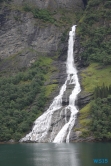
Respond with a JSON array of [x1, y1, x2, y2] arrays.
[[62, 83, 75, 106], [77, 92, 92, 108], [0, 7, 68, 75], [0, 10, 62, 60], [13, 0, 84, 10]]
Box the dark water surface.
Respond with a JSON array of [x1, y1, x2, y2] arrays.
[[0, 143, 111, 166]]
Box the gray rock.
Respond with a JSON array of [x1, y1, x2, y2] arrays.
[[0, 8, 68, 75], [0, 11, 62, 60], [62, 84, 75, 106]]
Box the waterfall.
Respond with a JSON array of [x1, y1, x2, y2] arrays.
[[53, 25, 81, 143], [20, 25, 81, 143]]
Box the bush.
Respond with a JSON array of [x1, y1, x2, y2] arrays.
[[90, 97, 111, 140], [23, 5, 55, 23]]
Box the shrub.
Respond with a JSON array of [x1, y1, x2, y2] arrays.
[[90, 97, 111, 140], [23, 5, 55, 23]]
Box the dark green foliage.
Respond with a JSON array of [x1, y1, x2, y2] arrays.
[[94, 84, 111, 99], [90, 97, 111, 140], [61, 29, 69, 42], [0, 58, 49, 141], [104, 1, 111, 8], [23, 5, 55, 23], [87, 0, 103, 7], [23, 5, 32, 12], [90, 83, 111, 140], [78, 0, 111, 65]]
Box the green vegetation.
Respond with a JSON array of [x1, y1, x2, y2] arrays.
[[94, 84, 111, 99], [22, 5, 78, 28], [61, 29, 69, 42], [1, 0, 111, 142], [45, 84, 57, 98], [76, 0, 111, 140], [23, 4, 55, 23], [88, 84, 111, 140], [79, 58, 111, 141], [74, 103, 91, 137], [78, 0, 111, 66], [79, 103, 91, 120], [0, 56, 56, 141], [81, 63, 111, 92], [90, 97, 111, 140], [0, 1, 78, 142], [75, 85, 111, 141], [21, 3, 81, 28]]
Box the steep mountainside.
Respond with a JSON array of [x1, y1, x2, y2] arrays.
[[0, 0, 111, 142], [73, 0, 111, 142], [0, 0, 83, 141]]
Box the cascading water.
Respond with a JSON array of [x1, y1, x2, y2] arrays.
[[20, 25, 81, 143], [53, 25, 81, 143]]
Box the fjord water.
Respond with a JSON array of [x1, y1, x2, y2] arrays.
[[20, 25, 81, 143], [0, 143, 111, 166]]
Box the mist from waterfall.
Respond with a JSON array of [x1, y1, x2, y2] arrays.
[[20, 25, 81, 143]]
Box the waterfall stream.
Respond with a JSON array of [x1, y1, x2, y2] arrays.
[[20, 25, 81, 143]]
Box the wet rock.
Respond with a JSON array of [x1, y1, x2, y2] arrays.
[[62, 84, 75, 106], [48, 108, 71, 141]]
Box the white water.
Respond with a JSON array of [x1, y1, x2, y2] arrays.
[[20, 25, 81, 143], [53, 25, 81, 143]]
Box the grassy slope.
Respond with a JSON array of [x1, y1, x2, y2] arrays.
[[81, 63, 111, 92], [75, 0, 111, 138]]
